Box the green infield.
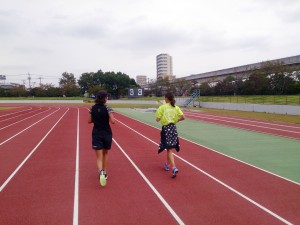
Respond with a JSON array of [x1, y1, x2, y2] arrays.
[[114, 108, 300, 184]]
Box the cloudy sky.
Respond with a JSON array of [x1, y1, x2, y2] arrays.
[[1, 0, 300, 87]]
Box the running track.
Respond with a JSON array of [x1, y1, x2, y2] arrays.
[[183, 110, 300, 140], [0, 104, 299, 225]]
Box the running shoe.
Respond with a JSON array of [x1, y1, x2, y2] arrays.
[[99, 170, 107, 186], [164, 162, 170, 171], [172, 167, 178, 178]]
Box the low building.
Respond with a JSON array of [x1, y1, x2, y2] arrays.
[[136, 75, 147, 86], [0, 83, 24, 90]]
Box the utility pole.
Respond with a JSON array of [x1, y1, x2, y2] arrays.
[[22, 80, 26, 90], [28, 73, 31, 89], [38, 76, 42, 86]]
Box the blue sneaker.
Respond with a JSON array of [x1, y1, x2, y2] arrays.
[[164, 162, 170, 171], [172, 167, 178, 178]]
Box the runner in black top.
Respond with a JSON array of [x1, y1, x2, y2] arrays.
[[88, 90, 115, 186]]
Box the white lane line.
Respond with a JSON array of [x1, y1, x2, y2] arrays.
[[0, 108, 69, 192], [185, 111, 300, 130], [0, 108, 52, 130], [186, 113, 300, 134], [73, 108, 80, 225], [115, 118, 293, 225], [0, 107, 33, 118], [113, 138, 185, 225], [0, 108, 60, 147], [0, 107, 43, 123]]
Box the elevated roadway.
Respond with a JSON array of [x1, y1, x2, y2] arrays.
[[184, 55, 300, 84], [142, 55, 300, 88]]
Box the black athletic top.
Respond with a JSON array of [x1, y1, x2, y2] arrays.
[[90, 104, 113, 135]]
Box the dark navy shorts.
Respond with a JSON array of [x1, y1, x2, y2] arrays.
[[92, 133, 112, 150]]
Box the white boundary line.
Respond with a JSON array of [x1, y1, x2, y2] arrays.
[[0, 107, 42, 122], [0, 108, 69, 192], [185, 112, 300, 134], [115, 111, 300, 186], [115, 118, 293, 225], [0, 107, 52, 131], [73, 108, 80, 225], [0, 106, 33, 118], [185, 111, 300, 129], [0, 108, 61, 147], [113, 138, 185, 225]]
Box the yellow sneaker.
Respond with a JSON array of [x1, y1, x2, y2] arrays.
[[99, 171, 107, 186]]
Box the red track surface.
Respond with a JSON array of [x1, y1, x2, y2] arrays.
[[0, 104, 299, 225]]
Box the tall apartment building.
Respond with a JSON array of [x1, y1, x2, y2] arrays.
[[156, 53, 173, 80], [136, 75, 147, 86]]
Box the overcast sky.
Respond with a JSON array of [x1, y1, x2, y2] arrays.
[[1, 0, 300, 87]]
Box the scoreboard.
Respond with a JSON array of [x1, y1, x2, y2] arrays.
[[128, 88, 144, 98]]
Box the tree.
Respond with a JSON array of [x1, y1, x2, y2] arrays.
[[0, 87, 6, 97], [8, 87, 28, 97], [235, 78, 245, 95], [153, 78, 171, 97], [93, 70, 106, 87], [269, 72, 295, 95], [262, 61, 296, 95], [291, 70, 300, 94], [103, 71, 132, 98], [214, 76, 236, 95], [77, 70, 136, 98], [174, 78, 190, 96], [200, 82, 214, 96], [59, 72, 80, 97], [77, 72, 95, 95], [59, 72, 77, 86], [31, 84, 62, 97], [130, 78, 138, 87], [243, 70, 270, 95]]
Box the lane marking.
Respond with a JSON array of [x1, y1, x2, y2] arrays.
[[185, 111, 300, 130], [73, 108, 80, 225], [115, 118, 293, 225], [0, 108, 52, 130], [0, 108, 60, 146], [113, 138, 185, 225], [186, 112, 300, 134], [0, 108, 69, 192], [0, 107, 33, 118], [115, 112, 300, 186], [0, 107, 42, 123]]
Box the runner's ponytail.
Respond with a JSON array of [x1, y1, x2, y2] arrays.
[[165, 92, 176, 107]]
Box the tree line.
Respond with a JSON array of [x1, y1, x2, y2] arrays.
[[145, 61, 300, 97], [1, 61, 299, 98], [0, 70, 138, 98], [198, 61, 300, 96]]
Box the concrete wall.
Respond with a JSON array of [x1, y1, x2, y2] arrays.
[[110, 99, 300, 116]]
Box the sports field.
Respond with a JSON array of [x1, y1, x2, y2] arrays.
[[0, 104, 299, 225]]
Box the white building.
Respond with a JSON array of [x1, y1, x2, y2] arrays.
[[156, 53, 173, 80], [136, 75, 147, 86]]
